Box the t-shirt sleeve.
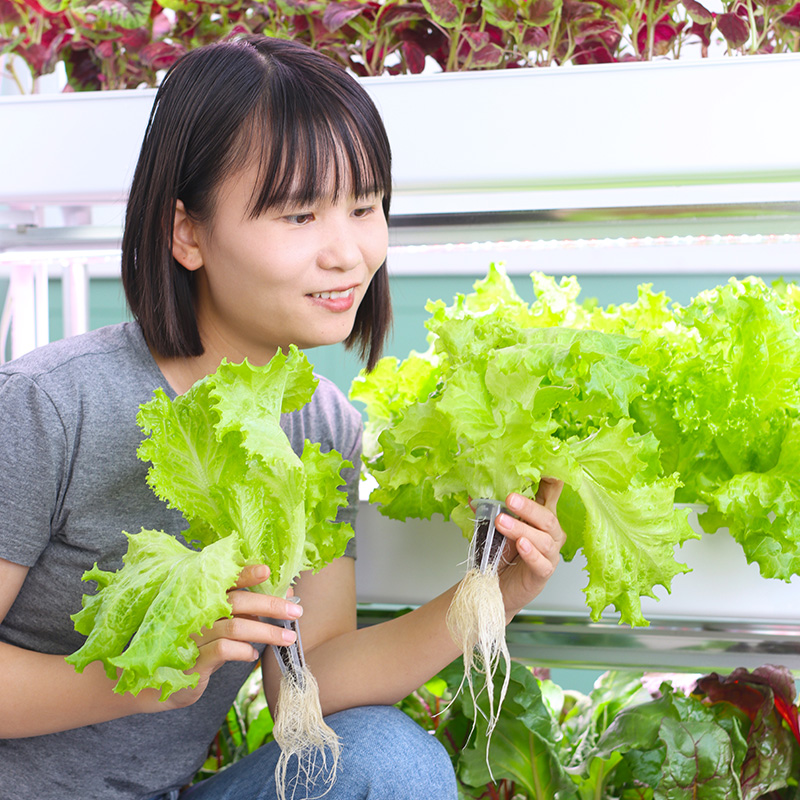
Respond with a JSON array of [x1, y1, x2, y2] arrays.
[[0, 373, 66, 567]]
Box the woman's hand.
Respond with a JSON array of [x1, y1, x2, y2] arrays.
[[493, 479, 567, 620], [144, 564, 301, 712]]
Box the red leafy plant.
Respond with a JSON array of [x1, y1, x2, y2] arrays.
[[1, 0, 799, 92]]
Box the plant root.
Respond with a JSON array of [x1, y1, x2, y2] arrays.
[[273, 664, 341, 800], [446, 566, 511, 744]]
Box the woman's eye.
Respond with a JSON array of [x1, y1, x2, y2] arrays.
[[353, 206, 375, 218], [286, 213, 314, 225]]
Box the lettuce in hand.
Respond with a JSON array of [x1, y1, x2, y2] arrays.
[[67, 346, 353, 698], [351, 266, 695, 627]]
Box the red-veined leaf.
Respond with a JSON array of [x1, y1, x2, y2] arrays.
[[323, 0, 368, 31], [481, 0, 519, 28], [470, 40, 505, 64], [526, 0, 561, 25], [573, 38, 615, 61], [377, 1, 428, 26], [717, 10, 749, 45], [94, 38, 114, 58], [72, 0, 151, 29], [780, 2, 800, 26], [463, 24, 491, 48], [690, 19, 712, 45], [140, 39, 185, 69], [636, 14, 681, 52], [120, 26, 148, 49], [563, 0, 600, 20], [0, 0, 24, 24], [400, 39, 427, 72], [522, 23, 550, 45], [421, 0, 462, 27], [682, 0, 713, 24]]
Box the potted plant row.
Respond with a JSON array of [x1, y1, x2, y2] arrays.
[[1, 0, 799, 92]]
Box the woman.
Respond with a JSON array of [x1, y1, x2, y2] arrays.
[[0, 35, 566, 800]]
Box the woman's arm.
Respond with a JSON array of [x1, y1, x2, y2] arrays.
[[262, 484, 566, 716], [0, 559, 297, 738], [0, 557, 141, 738]]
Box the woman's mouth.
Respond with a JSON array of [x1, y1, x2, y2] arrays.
[[308, 286, 357, 311], [309, 288, 355, 301]]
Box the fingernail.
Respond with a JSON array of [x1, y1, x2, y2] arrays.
[[517, 537, 532, 554], [507, 494, 522, 512], [496, 513, 511, 529], [255, 565, 269, 580], [251, 647, 260, 661], [282, 629, 297, 644], [287, 603, 303, 619]]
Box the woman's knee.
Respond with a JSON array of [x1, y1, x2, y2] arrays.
[[327, 705, 457, 799]]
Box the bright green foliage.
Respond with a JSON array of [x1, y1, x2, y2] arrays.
[[352, 265, 800, 618], [457, 661, 574, 798], [351, 264, 695, 627], [406, 661, 800, 800], [67, 346, 354, 698]]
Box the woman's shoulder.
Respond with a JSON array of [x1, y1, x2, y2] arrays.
[[0, 322, 163, 428], [0, 322, 148, 385]]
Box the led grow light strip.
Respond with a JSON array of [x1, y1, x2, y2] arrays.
[[386, 232, 800, 276]]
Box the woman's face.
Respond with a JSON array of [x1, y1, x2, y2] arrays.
[[185, 161, 389, 365]]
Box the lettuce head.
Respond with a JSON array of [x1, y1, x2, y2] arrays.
[[67, 346, 354, 698]]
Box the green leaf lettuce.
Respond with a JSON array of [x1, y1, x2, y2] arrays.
[[67, 346, 353, 698]]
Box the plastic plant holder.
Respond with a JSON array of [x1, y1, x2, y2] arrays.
[[468, 498, 509, 575], [272, 596, 306, 686]]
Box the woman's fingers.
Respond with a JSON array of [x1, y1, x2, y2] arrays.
[[198, 613, 298, 648], [495, 510, 562, 572], [494, 488, 567, 575], [234, 563, 270, 589], [159, 564, 300, 712], [194, 563, 304, 650], [226, 586, 303, 621], [534, 477, 564, 513]]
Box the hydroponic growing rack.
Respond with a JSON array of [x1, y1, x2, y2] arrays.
[[2, 55, 799, 674]]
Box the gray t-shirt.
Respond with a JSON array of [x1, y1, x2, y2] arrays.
[[0, 322, 362, 800]]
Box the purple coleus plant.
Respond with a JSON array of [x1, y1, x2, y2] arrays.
[[1, 0, 798, 91]]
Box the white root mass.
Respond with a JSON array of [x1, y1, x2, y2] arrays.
[[273, 665, 341, 800], [446, 565, 511, 744]]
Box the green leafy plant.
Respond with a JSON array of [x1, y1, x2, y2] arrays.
[[65, 345, 354, 799], [351, 265, 697, 629], [352, 266, 800, 629], [350, 264, 700, 761], [197, 659, 800, 798], [2, 0, 798, 92], [401, 661, 800, 799], [517, 269, 800, 585]]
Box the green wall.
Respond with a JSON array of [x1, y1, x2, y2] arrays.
[[1, 278, 130, 362]]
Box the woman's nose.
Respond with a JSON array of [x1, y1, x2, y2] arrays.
[[317, 220, 362, 271]]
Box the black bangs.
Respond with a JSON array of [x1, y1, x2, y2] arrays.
[[242, 62, 393, 217], [123, 34, 393, 366]]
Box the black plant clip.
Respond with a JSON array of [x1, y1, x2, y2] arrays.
[[469, 498, 511, 575], [272, 596, 305, 687]]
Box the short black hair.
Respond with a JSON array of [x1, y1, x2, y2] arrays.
[[122, 35, 393, 370]]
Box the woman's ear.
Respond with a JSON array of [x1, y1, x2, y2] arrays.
[[172, 200, 204, 271]]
